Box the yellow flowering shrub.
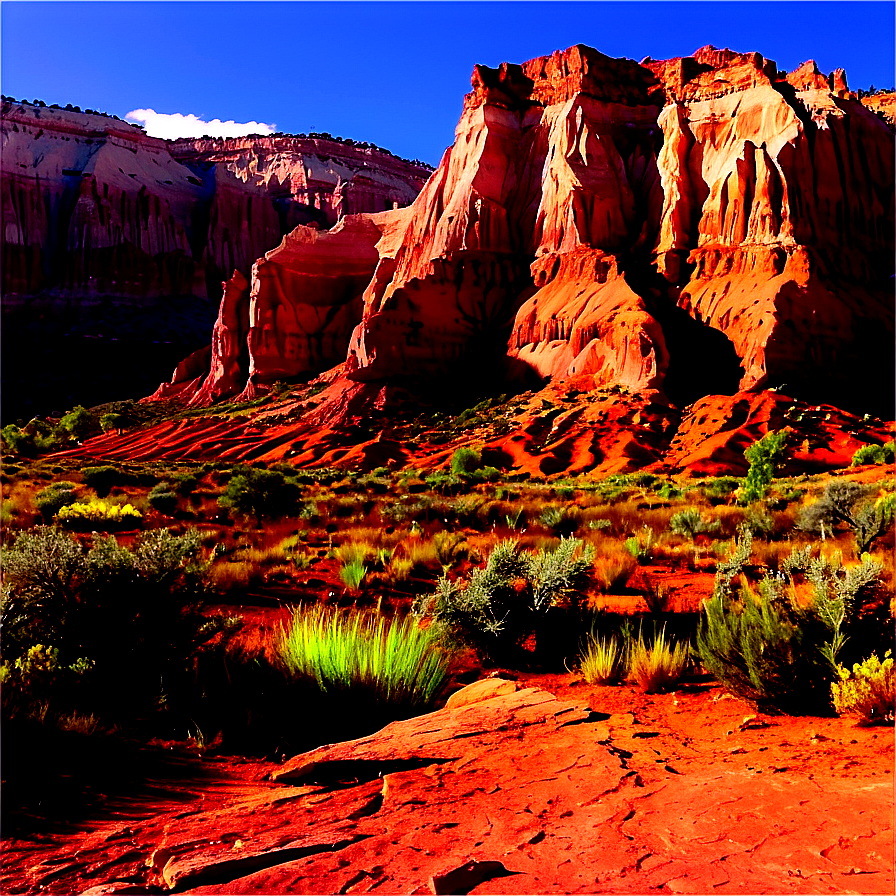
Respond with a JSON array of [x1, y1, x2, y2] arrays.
[[56, 499, 142, 530], [831, 651, 895, 724]]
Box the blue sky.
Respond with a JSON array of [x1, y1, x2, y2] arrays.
[[2, 1, 893, 165]]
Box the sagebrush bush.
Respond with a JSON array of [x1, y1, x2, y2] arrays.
[[669, 509, 720, 540], [148, 484, 178, 514], [697, 533, 888, 714], [850, 441, 895, 467], [217, 468, 302, 526], [35, 482, 79, 522], [1, 527, 238, 726], [415, 537, 594, 665]]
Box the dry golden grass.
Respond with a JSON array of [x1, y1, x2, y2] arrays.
[[592, 554, 637, 593]]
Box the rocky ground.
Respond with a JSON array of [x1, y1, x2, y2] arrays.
[[3, 675, 892, 895]]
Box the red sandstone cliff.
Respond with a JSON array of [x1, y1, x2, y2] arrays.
[[1, 101, 431, 302], [164, 44, 892, 422]]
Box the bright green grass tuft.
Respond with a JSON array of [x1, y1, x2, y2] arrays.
[[278, 605, 451, 711]]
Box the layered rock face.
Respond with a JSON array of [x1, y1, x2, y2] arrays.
[[1, 100, 431, 302], [1, 100, 430, 418], [170, 44, 892, 421]]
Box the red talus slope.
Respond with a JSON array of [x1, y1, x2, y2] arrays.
[[648, 46, 894, 397]]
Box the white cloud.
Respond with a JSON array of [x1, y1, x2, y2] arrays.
[[125, 108, 276, 140]]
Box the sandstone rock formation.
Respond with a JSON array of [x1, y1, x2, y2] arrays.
[[163, 44, 893, 428], [1, 99, 430, 419], [3, 680, 892, 894], [1, 100, 431, 303]]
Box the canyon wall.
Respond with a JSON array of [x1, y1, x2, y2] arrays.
[[0, 100, 430, 418], [167, 45, 892, 419]]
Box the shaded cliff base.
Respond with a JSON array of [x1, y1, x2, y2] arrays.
[[0, 295, 217, 424], [57, 370, 894, 478]]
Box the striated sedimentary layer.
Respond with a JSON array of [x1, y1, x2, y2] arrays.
[[161, 43, 893, 436], [1, 100, 430, 419]]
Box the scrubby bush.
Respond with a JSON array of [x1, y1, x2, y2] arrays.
[[1, 527, 238, 726], [539, 505, 581, 536], [831, 652, 895, 724], [741, 430, 789, 504], [450, 446, 482, 477], [698, 534, 888, 714], [415, 537, 594, 665], [82, 465, 125, 498], [217, 468, 302, 526], [35, 482, 79, 521], [60, 405, 100, 441], [850, 441, 895, 467], [669, 509, 720, 540], [798, 481, 894, 554], [148, 484, 179, 514], [56, 499, 142, 530]]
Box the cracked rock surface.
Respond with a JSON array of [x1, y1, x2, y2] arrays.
[[2, 678, 892, 895]]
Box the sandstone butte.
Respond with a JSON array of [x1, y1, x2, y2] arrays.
[[39, 46, 896, 475]]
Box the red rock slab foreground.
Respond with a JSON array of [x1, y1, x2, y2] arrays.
[[3, 680, 893, 895]]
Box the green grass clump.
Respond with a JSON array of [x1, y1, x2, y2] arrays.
[[278, 605, 450, 712]]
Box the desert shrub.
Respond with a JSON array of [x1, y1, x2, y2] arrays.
[[415, 537, 594, 666], [539, 505, 581, 536], [217, 468, 302, 526], [81, 465, 126, 498], [1, 527, 238, 726], [703, 476, 741, 501], [450, 446, 482, 477], [56, 499, 142, 530], [35, 482, 79, 522], [148, 484, 178, 514], [627, 626, 689, 693], [278, 605, 450, 713], [60, 405, 100, 441], [850, 441, 895, 467], [173, 473, 199, 496], [578, 635, 624, 684], [697, 534, 886, 714], [799, 481, 894, 554], [698, 575, 832, 714], [624, 526, 655, 562], [99, 413, 123, 433], [742, 507, 775, 539], [741, 430, 789, 504], [831, 652, 895, 724], [669, 509, 720, 540]]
